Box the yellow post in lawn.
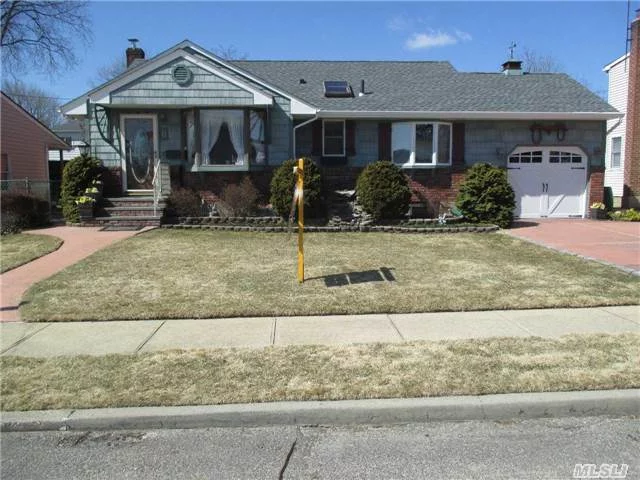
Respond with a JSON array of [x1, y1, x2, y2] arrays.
[[295, 158, 304, 283]]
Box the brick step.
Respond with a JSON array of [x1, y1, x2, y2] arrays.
[[103, 196, 166, 208], [99, 206, 164, 217], [92, 216, 162, 227]]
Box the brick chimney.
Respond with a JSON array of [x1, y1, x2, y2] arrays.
[[623, 10, 640, 208], [126, 38, 145, 68]]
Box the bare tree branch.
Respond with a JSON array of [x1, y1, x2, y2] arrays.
[[521, 47, 563, 73], [89, 55, 127, 87], [212, 44, 248, 61], [1, 0, 92, 76], [2, 78, 64, 128]]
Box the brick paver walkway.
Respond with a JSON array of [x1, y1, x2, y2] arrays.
[[506, 219, 640, 272], [1, 226, 145, 322]]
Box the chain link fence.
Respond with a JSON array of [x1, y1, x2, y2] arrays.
[[1, 179, 52, 203]]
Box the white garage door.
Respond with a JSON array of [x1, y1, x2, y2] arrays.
[[508, 146, 587, 218]]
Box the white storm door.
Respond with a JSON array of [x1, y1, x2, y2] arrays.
[[121, 114, 158, 192]]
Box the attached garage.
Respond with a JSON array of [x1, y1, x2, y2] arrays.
[[507, 146, 588, 218]]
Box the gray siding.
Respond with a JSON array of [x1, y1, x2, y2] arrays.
[[267, 96, 291, 165], [295, 119, 605, 168], [89, 113, 120, 168], [464, 120, 605, 167], [112, 59, 254, 106]]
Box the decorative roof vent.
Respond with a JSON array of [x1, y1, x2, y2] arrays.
[[172, 65, 193, 86]]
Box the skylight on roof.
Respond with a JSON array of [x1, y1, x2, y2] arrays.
[[323, 81, 353, 98]]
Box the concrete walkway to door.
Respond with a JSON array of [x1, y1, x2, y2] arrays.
[[1, 226, 148, 322], [506, 219, 640, 274]]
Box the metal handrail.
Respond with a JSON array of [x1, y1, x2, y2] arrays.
[[151, 156, 161, 217]]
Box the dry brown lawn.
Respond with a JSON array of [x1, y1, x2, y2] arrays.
[[1, 233, 62, 273], [19, 229, 640, 321], [1, 333, 638, 411]]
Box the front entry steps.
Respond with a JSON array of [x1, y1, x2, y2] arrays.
[[93, 196, 166, 227]]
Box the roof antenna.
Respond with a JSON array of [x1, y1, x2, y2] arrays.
[[128, 38, 139, 49], [508, 41, 517, 59], [623, 0, 632, 72]]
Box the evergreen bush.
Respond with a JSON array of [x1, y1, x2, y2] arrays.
[[60, 154, 101, 222], [455, 163, 515, 229], [356, 161, 411, 220], [270, 157, 324, 218]]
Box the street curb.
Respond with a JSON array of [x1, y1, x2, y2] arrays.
[[2, 390, 638, 432]]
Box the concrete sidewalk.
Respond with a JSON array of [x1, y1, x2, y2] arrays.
[[1, 305, 638, 357]]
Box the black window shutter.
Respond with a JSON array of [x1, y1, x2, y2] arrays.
[[452, 122, 465, 166], [311, 120, 323, 156], [378, 122, 391, 161], [345, 120, 356, 156]]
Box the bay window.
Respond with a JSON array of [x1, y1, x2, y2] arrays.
[[392, 122, 452, 167], [200, 110, 245, 166]]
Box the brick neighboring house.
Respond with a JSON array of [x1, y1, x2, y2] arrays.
[[604, 9, 640, 209], [1, 91, 69, 202], [60, 40, 620, 220]]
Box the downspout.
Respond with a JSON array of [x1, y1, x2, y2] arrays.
[[292, 114, 318, 160]]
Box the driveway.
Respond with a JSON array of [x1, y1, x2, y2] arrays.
[[0, 226, 146, 322], [506, 219, 640, 273]]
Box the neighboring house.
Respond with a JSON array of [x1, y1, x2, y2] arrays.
[[604, 10, 640, 209], [60, 40, 620, 219], [1, 91, 69, 202], [604, 53, 629, 207], [48, 119, 88, 163]]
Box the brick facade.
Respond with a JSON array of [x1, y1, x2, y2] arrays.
[[588, 167, 605, 216], [623, 13, 640, 208]]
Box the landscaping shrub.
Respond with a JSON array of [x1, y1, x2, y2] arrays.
[[60, 154, 101, 222], [165, 188, 202, 217], [356, 161, 411, 220], [219, 177, 259, 217], [609, 208, 640, 221], [270, 157, 324, 218], [455, 163, 515, 229], [0, 192, 50, 234]]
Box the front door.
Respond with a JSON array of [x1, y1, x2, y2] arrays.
[[121, 115, 157, 191]]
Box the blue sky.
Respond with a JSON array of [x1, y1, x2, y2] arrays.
[[24, 1, 639, 104]]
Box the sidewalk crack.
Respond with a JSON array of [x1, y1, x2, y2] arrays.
[[0, 323, 52, 355], [386, 314, 405, 341], [135, 321, 166, 353]]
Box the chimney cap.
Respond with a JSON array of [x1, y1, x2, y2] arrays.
[[128, 38, 139, 48]]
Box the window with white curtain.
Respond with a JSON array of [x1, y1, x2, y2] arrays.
[[199, 110, 245, 166], [392, 122, 452, 167]]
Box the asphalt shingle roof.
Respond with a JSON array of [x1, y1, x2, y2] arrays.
[[232, 60, 616, 113]]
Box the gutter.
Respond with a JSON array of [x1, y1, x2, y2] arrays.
[[313, 110, 622, 121], [292, 114, 318, 159]]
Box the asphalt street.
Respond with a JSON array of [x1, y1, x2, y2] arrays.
[[1, 416, 638, 479]]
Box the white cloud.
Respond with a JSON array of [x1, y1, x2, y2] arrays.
[[405, 29, 472, 50], [387, 14, 415, 32], [455, 29, 473, 42]]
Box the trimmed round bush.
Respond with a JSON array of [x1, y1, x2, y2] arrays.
[[270, 157, 324, 218], [165, 188, 203, 217], [455, 163, 515, 229], [60, 154, 101, 222], [356, 161, 411, 220]]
